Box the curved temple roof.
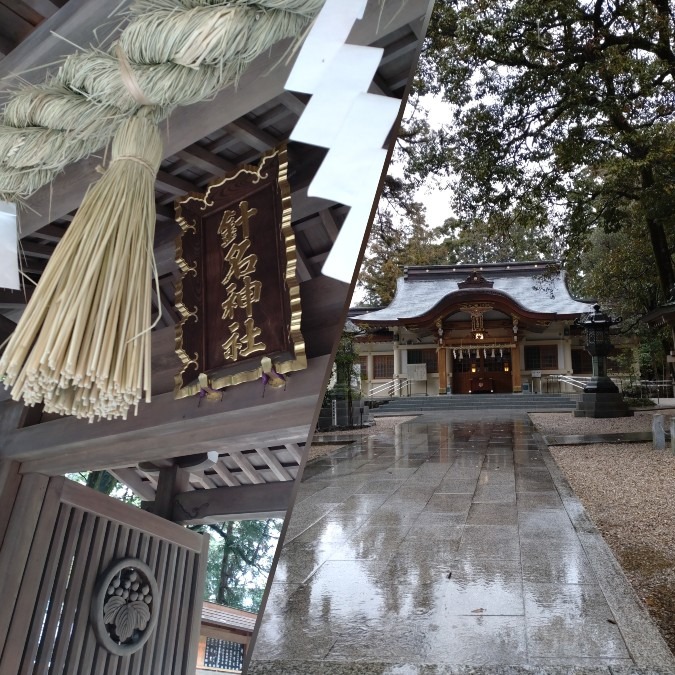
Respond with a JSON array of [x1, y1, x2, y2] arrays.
[[354, 262, 592, 324]]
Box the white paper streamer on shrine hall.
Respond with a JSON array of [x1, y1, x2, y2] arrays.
[[0, 201, 19, 291], [286, 0, 400, 283]]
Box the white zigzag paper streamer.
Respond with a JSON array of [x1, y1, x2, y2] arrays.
[[0, 201, 19, 291], [287, 0, 401, 283]]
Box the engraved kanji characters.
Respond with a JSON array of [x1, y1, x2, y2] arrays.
[[219, 201, 266, 361]]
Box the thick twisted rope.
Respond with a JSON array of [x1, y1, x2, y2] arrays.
[[0, 0, 324, 201]]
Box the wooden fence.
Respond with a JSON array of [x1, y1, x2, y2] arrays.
[[0, 467, 208, 675]]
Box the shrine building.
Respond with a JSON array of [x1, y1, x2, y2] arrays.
[[352, 262, 595, 396]]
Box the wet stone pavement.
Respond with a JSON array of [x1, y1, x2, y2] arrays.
[[249, 412, 675, 675]]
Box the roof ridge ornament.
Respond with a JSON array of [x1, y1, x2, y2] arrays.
[[457, 269, 494, 288]]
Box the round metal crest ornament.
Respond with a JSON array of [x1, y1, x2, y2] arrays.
[[90, 558, 159, 655]]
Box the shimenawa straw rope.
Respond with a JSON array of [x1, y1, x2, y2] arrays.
[[0, 0, 325, 420], [0, 0, 325, 201]]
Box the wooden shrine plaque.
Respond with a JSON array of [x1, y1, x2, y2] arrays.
[[174, 146, 306, 398]]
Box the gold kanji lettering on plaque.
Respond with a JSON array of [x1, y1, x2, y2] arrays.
[[219, 201, 266, 361], [222, 277, 263, 320]]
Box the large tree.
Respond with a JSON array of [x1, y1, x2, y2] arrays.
[[358, 207, 559, 304], [407, 0, 675, 302], [201, 519, 280, 611]]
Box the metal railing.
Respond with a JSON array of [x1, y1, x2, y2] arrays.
[[368, 377, 409, 398], [539, 374, 674, 399]]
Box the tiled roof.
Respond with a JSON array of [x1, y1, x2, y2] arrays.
[[201, 603, 257, 633], [353, 262, 592, 323]]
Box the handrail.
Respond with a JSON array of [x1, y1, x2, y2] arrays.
[[369, 377, 409, 397], [541, 374, 674, 398], [555, 375, 587, 390]]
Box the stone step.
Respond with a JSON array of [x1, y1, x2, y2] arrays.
[[367, 394, 577, 414]]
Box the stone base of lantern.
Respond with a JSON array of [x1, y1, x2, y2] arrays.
[[573, 392, 633, 418]]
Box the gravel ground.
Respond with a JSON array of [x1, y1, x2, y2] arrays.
[[530, 409, 675, 436], [307, 416, 418, 461], [530, 411, 675, 654]]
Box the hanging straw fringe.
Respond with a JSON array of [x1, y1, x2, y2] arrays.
[[0, 113, 162, 421], [0, 0, 325, 201], [0, 0, 327, 420]]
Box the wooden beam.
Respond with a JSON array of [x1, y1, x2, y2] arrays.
[[176, 145, 234, 175], [319, 209, 340, 242], [254, 447, 293, 482], [0, 5, 36, 45], [155, 204, 175, 223], [0, 0, 132, 86], [60, 478, 203, 551], [108, 468, 156, 501], [155, 170, 200, 197], [19, 241, 53, 260], [294, 246, 311, 283], [19, 0, 60, 18], [172, 482, 292, 524], [3, 355, 330, 474], [226, 118, 278, 152], [212, 460, 241, 488], [309, 251, 329, 265], [370, 73, 393, 97], [28, 224, 65, 243], [380, 32, 419, 66], [291, 187, 337, 222], [19, 0, 428, 235], [228, 451, 265, 485], [0, 288, 32, 309], [278, 91, 307, 117], [1, 0, 43, 25], [285, 443, 304, 464]]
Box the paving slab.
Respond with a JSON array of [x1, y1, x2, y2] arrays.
[[250, 412, 675, 673]]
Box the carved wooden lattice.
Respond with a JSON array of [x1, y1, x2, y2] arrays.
[[0, 471, 208, 675]]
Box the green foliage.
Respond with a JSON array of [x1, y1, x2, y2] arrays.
[[359, 210, 449, 304], [66, 470, 140, 505], [359, 209, 560, 304], [623, 396, 657, 407], [637, 330, 671, 379], [333, 332, 359, 396], [409, 0, 675, 298], [200, 519, 281, 612]]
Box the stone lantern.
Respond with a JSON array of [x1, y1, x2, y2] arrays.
[[577, 304, 620, 392], [573, 304, 632, 417]]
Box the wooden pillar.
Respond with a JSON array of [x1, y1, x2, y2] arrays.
[[448, 347, 454, 394], [196, 635, 207, 668], [153, 464, 190, 520], [438, 347, 447, 394], [511, 344, 522, 393]]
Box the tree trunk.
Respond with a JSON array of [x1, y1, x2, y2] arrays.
[[216, 521, 234, 605], [641, 165, 675, 299]]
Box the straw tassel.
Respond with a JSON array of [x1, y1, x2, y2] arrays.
[[0, 112, 162, 421]]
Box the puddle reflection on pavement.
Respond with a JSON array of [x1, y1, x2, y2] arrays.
[[251, 414, 633, 667]]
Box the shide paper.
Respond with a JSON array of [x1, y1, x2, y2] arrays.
[[0, 201, 19, 291], [287, 0, 400, 283]]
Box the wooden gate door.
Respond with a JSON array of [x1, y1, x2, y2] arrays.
[[0, 467, 209, 675]]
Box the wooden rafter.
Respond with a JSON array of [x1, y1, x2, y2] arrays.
[[18, 0, 428, 235]]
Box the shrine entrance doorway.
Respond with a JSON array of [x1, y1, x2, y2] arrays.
[[452, 349, 513, 394]]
